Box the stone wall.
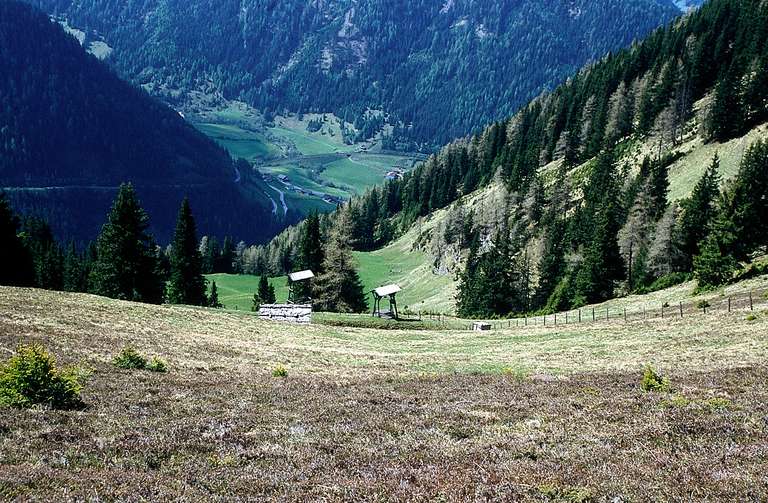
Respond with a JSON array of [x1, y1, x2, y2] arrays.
[[258, 304, 312, 324]]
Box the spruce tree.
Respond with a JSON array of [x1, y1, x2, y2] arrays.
[[724, 139, 768, 259], [709, 67, 744, 142], [534, 221, 566, 310], [679, 154, 721, 268], [314, 210, 367, 313], [208, 280, 223, 308], [89, 183, 163, 303], [456, 235, 481, 318], [0, 194, 34, 287], [294, 212, 323, 301], [167, 198, 207, 306], [63, 242, 86, 292], [257, 274, 276, 304]]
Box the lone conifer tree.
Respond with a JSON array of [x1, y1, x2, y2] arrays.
[[89, 183, 164, 303], [167, 198, 207, 306], [257, 274, 276, 304], [208, 280, 223, 308], [314, 210, 367, 313]]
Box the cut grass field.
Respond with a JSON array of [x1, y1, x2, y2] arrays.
[[1, 285, 767, 499]]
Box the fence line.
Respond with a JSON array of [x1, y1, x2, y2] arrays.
[[459, 288, 767, 331]]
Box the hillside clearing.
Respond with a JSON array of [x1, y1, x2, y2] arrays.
[[0, 287, 767, 500]]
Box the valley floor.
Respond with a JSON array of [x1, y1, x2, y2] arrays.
[[0, 287, 767, 500]]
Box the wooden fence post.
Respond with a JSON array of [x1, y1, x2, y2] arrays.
[[679, 302, 683, 318], [555, 313, 557, 325], [578, 309, 582, 323], [606, 307, 609, 320], [624, 308, 627, 322], [749, 292, 753, 311], [661, 304, 664, 319], [592, 308, 595, 322], [728, 297, 731, 312], [566, 312, 569, 324]]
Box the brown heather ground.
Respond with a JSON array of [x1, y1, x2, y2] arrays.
[[0, 287, 767, 501]]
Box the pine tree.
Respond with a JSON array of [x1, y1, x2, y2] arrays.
[[89, 183, 163, 303], [294, 212, 323, 301], [62, 242, 86, 292], [709, 67, 744, 142], [208, 280, 223, 308], [534, 220, 566, 310], [0, 194, 34, 287], [257, 274, 276, 305], [167, 198, 207, 306], [724, 139, 768, 259], [679, 154, 721, 268], [573, 151, 625, 305], [314, 210, 367, 313], [694, 216, 738, 289]]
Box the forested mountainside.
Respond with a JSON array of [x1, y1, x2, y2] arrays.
[[25, 0, 692, 149], [251, 0, 768, 315], [0, 2, 279, 244]]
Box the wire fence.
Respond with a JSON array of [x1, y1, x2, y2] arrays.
[[454, 288, 768, 332]]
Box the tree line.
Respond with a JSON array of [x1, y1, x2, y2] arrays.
[[0, 185, 219, 308]]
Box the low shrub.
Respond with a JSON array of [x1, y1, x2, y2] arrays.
[[147, 357, 168, 373], [0, 344, 90, 409], [113, 347, 167, 372], [746, 314, 758, 321], [641, 365, 671, 393], [113, 346, 148, 370], [696, 299, 711, 310], [272, 364, 288, 378]]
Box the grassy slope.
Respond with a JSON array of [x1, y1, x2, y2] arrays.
[[348, 121, 768, 314], [0, 286, 767, 499], [205, 222, 456, 313]]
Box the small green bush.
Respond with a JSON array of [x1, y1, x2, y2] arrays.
[[0, 344, 90, 409], [146, 357, 168, 373], [113, 346, 148, 370], [746, 314, 758, 321], [641, 365, 671, 393], [696, 299, 711, 309], [272, 364, 288, 378]]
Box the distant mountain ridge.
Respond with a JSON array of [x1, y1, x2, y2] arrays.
[[25, 0, 691, 148], [0, 1, 279, 244]]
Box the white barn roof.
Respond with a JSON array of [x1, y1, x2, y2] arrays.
[[374, 284, 402, 297], [289, 270, 315, 282]]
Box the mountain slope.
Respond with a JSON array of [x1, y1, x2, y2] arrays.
[[0, 2, 280, 243], [249, 0, 768, 314], [25, 0, 687, 148]]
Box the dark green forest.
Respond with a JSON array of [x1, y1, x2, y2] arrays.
[[24, 0, 689, 148], [0, 1, 280, 244], [256, 0, 768, 316]]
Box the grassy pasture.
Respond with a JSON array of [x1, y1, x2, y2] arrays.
[[0, 286, 767, 499], [193, 123, 277, 162]]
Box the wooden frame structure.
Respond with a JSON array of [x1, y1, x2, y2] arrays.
[[287, 270, 315, 304], [371, 284, 402, 319]]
